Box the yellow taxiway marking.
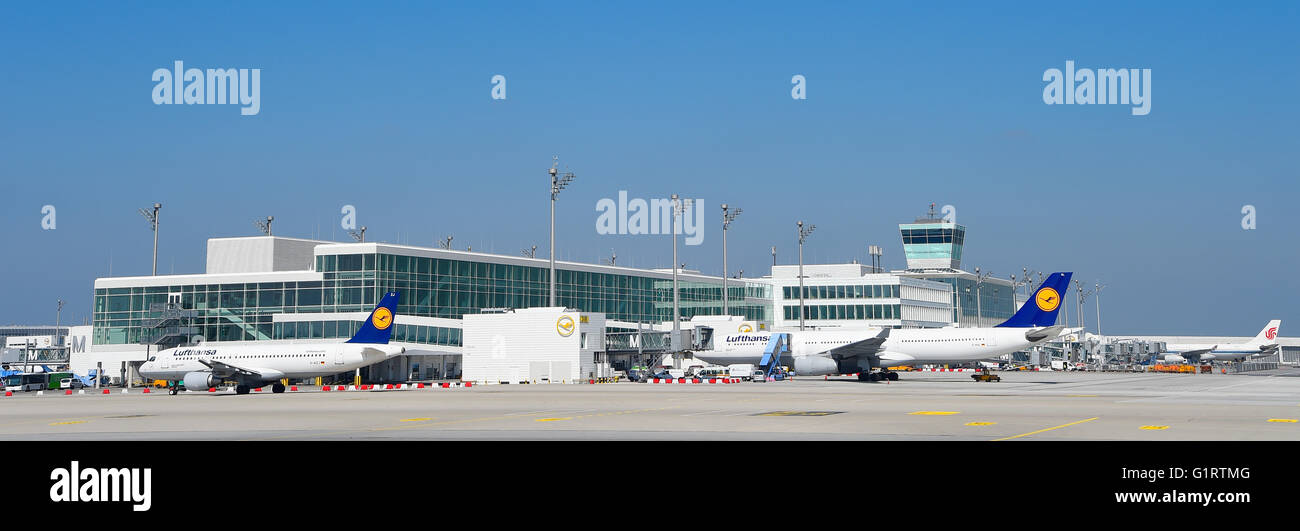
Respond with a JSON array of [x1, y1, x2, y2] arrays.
[[965, 422, 996, 426], [1267, 419, 1298, 423], [399, 417, 433, 422], [49, 421, 88, 426], [909, 411, 959, 416], [535, 417, 572, 422], [1139, 425, 1169, 430], [993, 417, 1099, 441]]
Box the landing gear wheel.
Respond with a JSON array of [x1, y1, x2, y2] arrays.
[[857, 373, 871, 382], [272, 383, 286, 394], [235, 385, 251, 395], [868, 373, 882, 382], [887, 372, 900, 381], [169, 387, 178, 396]]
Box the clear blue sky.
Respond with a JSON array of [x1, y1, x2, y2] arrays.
[[1, 1, 1295, 335]]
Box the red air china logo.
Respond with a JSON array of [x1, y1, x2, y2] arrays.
[[1266, 327, 1277, 340]]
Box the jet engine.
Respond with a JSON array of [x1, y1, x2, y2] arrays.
[[1162, 354, 1187, 364], [183, 371, 218, 390], [792, 356, 839, 376]]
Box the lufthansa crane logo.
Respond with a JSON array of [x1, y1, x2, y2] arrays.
[[372, 307, 393, 330], [1035, 287, 1060, 312], [738, 324, 753, 333], [556, 315, 575, 337]]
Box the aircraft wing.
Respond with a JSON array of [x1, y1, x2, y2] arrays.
[[1025, 325, 1065, 342], [826, 329, 890, 360], [1172, 346, 1215, 357], [197, 358, 265, 379]]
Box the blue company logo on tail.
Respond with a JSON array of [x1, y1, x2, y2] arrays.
[[996, 272, 1073, 328], [347, 292, 400, 344]]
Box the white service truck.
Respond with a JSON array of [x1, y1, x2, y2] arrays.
[[727, 364, 757, 381]]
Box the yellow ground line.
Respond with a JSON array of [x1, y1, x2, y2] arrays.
[[50, 420, 88, 426], [535, 417, 572, 422], [965, 422, 996, 426], [909, 411, 960, 415], [1139, 425, 1169, 430], [992, 417, 1099, 441], [399, 417, 433, 422], [1267, 419, 1298, 423]]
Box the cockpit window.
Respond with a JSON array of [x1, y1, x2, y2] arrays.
[[148, 356, 156, 362]]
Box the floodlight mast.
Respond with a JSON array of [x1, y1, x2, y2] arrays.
[[797, 221, 815, 331], [254, 216, 274, 236], [138, 203, 161, 275], [549, 157, 575, 307], [721, 204, 742, 315]]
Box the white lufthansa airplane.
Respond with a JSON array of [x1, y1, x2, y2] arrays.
[[139, 292, 406, 394], [693, 272, 1073, 381], [1162, 320, 1282, 363]]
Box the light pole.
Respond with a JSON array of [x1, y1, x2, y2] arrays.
[[973, 267, 992, 328], [670, 195, 691, 354], [868, 245, 883, 273], [771, 246, 776, 268], [348, 226, 366, 242], [138, 203, 161, 275], [721, 204, 741, 316], [1094, 282, 1106, 336], [1075, 280, 1093, 333], [254, 216, 274, 236], [55, 300, 65, 347], [797, 221, 815, 331], [548, 157, 575, 307], [1010, 274, 1018, 308]]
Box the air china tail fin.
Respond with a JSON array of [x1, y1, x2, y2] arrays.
[[347, 292, 400, 344], [1250, 320, 1282, 346], [995, 272, 1072, 328]]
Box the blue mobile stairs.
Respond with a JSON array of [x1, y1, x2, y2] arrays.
[[759, 333, 791, 381]]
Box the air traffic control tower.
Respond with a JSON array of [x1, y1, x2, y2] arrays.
[[899, 203, 965, 270]]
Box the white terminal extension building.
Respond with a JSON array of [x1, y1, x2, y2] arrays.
[[30, 209, 1289, 385]]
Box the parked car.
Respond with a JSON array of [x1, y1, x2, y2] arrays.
[[59, 378, 86, 389]]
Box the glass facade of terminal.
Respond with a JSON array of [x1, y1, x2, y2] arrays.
[[272, 320, 463, 347], [781, 284, 900, 300], [93, 251, 770, 346], [782, 304, 902, 321], [929, 277, 1016, 323]]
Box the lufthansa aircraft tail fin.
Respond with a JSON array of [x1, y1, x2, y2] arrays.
[[995, 272, 1072, 328], [346, 292, 400, 344]]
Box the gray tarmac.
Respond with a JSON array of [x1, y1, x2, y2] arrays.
[[3, 369, 1299, 440]]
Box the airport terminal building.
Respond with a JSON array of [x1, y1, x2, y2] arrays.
[[90, 236, 776, 380], [83, 211, 1033, 383]]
